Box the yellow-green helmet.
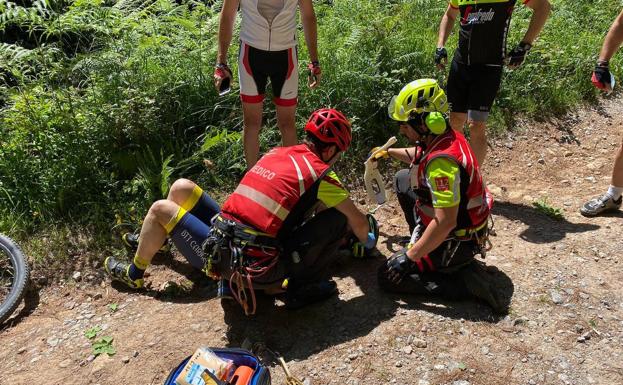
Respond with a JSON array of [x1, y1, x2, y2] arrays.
[[388, 79, 449, 122]]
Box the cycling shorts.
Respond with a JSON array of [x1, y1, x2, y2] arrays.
[[447, 58, 503, 122], [238, 41, 298, 106]]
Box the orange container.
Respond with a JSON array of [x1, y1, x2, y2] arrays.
[[229, 365, 254, 385]]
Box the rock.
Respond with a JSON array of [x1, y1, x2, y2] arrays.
[[64, 301, 76, 310], [190, 323, 202, 332], [47, 337, 60, 347], [481, 346, 490, 355], [348, 353, 358, 361], [17, 347, 27, 354], [395, 361, 402, 367], [403, 346, 413, 355], [550, 290, 564, 304], [418, 380, 430, 385], [505, 142, 514, 149], [90, 354, 112, 374], [433, 364, 445, 370], [488, 184, 503, 196], [72, 271, 82, 281], [59, 359, 72, 368], [563, 151, 573, 157], [413, 338, 427, 348], [452, 381, 470, 385], [121, 356, 130, 364], [132, 351, 139, 358], [538, 158, 545, 164], [91, 292, 103, 300]]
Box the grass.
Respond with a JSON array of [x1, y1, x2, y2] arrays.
[[532, 198, 565, 221], [0, 0, 621, 269]]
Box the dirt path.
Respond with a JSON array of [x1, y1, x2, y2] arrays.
[[1, 98, 622, 385]]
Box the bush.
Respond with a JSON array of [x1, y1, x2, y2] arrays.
[[0, 0, 621, 236]]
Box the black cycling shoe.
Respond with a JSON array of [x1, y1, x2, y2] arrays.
[[284, 279, 338, 310], [122, 233, 170, 254]]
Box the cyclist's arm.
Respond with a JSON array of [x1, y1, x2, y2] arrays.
[[217, 0, 240, 65], [599, 10, 623, 62], [334, 198, 369, 244], [521, 0, 551, 45], [437, 3, 459, 48], [387, 147, 417, 164], [299, 0, 319, 63]]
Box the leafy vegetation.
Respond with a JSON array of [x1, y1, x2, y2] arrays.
[[532, 198, 564, 221], [0, 0, 620, 264]]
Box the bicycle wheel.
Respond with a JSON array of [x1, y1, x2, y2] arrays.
[[0, 234, 30, 324]]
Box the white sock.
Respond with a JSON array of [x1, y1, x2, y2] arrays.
[[607, 185, 623, 200]]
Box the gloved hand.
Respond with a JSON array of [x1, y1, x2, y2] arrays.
[[367, 146, 390, 161], [434, 47, 448, 70], [507, 42, 531, 68], [308, 61, 321, 88], [351, 214, 379, 258], [592, 60, 615, 92], [214, 63, 233, 95], [386, 250, 417, 284]]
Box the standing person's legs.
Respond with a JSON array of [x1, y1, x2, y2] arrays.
[[466, 65, 503, 166], [446, 58, 469, 133], [272, 46, 299, 147], [242, 102, 264, 167], [239, 42, 270, 168], [581, 138, 623, 216]]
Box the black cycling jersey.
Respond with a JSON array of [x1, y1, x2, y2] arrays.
[[450, 0, 528, 66]]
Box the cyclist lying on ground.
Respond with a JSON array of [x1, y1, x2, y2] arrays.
[[105, 108, 379, 314]]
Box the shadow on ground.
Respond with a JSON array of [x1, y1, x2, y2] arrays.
[[222, 255, 513, 361], [0, 286, 40, 331], [493, 201, 600, 243]]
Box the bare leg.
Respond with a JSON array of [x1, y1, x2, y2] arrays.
[[275, 104, 297, 147], [135, 200, 181, 266], [166, 178, 198, 204], [450, 112, 468, 133], [468, 120, 487, 166], [242, 101, 264, 168], [611, 138, 623, 188]]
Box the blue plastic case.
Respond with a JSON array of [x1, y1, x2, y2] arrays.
[[163, 348, 271, 385]]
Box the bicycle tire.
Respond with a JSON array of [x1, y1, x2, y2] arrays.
[[0, 234, 30, 324]]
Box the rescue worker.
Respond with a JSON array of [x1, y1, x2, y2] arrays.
[[105, 108, 379, 314], [215, 0, 321, 168], [374, 79, 505, 313], [580, 9, 623, 217]]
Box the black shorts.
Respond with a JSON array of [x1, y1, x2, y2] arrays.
[[447, 59, 503, 121], [238, 41, 298, 106]]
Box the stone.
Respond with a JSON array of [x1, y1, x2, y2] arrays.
[[72, 271, 82, 281], [132, 351, 139, 358], [47, 337, 60, 347], [403, 346, 413, 355], [121, 356, 130, 364], [395, 361, 402, 367], [413, 338, 427, 348], [452, 381, 470, 385], [59, 359, 72, 368], [550, 290, 564, 304], [17, 347, 27, 354]]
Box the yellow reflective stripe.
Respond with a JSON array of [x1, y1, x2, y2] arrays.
[[454, 219, 488, 237], [234, 184, 289, 221], [164, 207, 187, 234], [181, 185, 203, 211]]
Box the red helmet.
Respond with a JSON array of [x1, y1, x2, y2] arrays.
[[304, 108, 352, 152]]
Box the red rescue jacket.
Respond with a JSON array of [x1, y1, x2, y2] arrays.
[[221, 144, 330, 236], [416, 129, 492, 231]]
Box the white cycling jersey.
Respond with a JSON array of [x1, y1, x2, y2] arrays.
[[240, 0, 298, 51]]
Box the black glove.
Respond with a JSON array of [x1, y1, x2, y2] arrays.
[[507, 42, 531, 68], [386, 250, 417, 284], [434, 47, 448, 67], [592, 61, 614, 91]]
